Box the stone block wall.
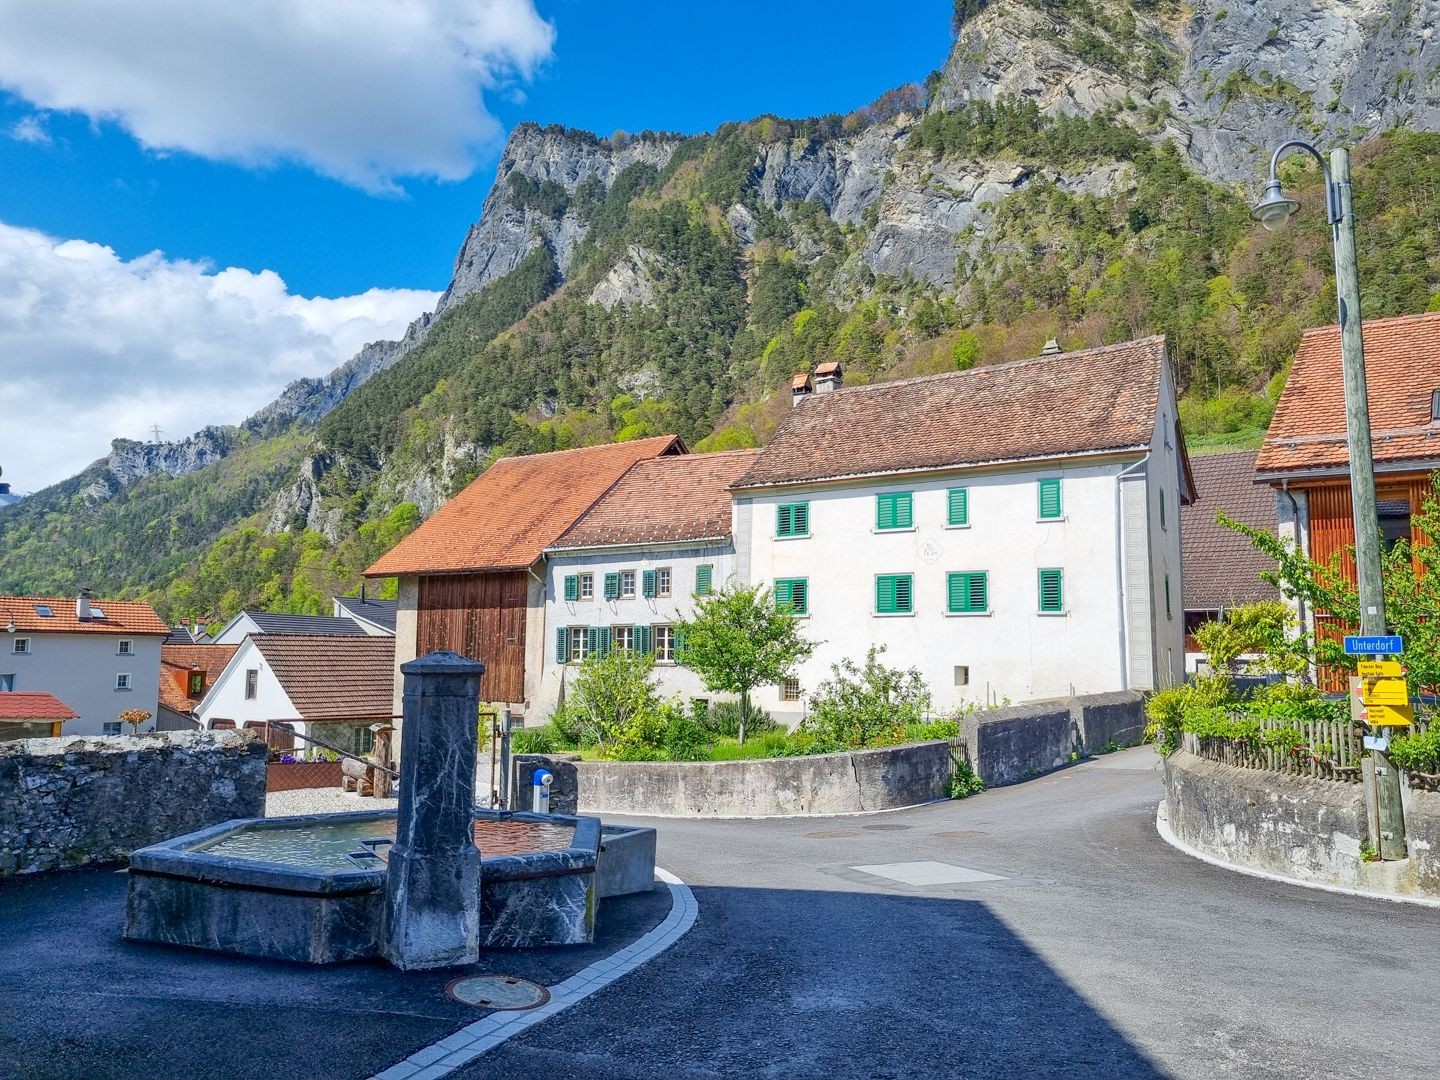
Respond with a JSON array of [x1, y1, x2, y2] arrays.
[[962, 691, 1146, 787], [0, 731, 267, 876]]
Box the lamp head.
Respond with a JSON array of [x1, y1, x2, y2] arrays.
[[1251, 178, 1302, 231]]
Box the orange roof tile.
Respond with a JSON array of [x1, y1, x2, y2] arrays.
[[0, 595, 169, 636], [1257, 312, 1440, 476], [551, 449, 762, 550], [159, 644, 238, 715], [366, 436, 682, 576], [0, 692, 80, 722], [735, 337, 1168, 489]]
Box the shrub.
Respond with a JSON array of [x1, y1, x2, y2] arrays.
[[803, 646, 932, 751], [704, 699, 777, 739], [511, 724, 566, 756], [1389, 723, 1440, 775], [560, 649, 666, 751], [660, 705, 711, 762], [949, 757, 985, 799]]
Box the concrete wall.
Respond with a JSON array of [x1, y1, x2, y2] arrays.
[[516, 740, 955, 818], [1163, 750, 1440, 901], [391, 575, 419, 719], [0, 731, 267, 876], [962, 690, 1147, 787], [0, 631, 163, 735]]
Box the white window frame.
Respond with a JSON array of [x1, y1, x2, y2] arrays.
[[0, 674, 14, 691], [579, 573, 595, 601], [102, 722, 122, 736], [657, 567, 672, 598], [780, 676, 802, 702], [613, 625, 635, 653], [653, 625, 675, 663], [12, 637, 30, 654], [620, 570, 637, 600], [568, 626, 589, 663], [115, 672, 132, 691], [117, 638, 134, 656]]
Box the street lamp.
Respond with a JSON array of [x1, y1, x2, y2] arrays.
[[1252, 140, 1404, 857]]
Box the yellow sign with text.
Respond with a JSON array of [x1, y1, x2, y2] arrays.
[[1361, 677, 1409, 706], [1357, 660, 1404, 679], [1366, 702, 1414, 727]]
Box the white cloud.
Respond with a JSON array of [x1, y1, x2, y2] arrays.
[[0, 0, 555, 191], [0, 220, 439, 490], [9, 115, 49, 144]]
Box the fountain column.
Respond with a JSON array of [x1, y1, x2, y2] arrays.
[[381, 651, 486, 971]]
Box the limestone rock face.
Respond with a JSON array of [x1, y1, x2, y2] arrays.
[[79, 427, 236, 502], [588, 244, 663, 310]]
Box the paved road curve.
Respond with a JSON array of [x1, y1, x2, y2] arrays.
[[456, 749, 1440, 1080]]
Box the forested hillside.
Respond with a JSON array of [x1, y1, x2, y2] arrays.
[[4, 0, 1440, 630]]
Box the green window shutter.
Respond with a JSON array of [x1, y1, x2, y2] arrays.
[[947, 488, 969, 526], [597, 627, 611, 658], [793, 503, 809, 535], [777, 504, 792, 536], [774, 579, 792, 609], [674, 626, 687, 660], [876, 574, 912, 614], [1038, 478, 1062, 520], [604, 572, 620, 600], [634, 625, 652, 655], [695, 565, 713, 595], [556, 626, 569, 663], [876, 492, 913, 531], [775, 578, 808, 615], [563, 575, 578, 602], [895, 574, 912, 613], [586, 626, 600, 657], [642, 570, 657, 598], [948, 572, 988, 613], [876, 575, 895, 614], [1038, 569, 1065, 613]]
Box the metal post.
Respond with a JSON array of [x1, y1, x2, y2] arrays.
[[1331, 147, 1406, 859]]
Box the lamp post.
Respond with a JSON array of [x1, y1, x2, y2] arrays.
[[1252, 140, 1405, 859]]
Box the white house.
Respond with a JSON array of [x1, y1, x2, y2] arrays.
[[733, 337, 1193, 723], [534, 449, 762, 716], [0, 593, 168, 735]]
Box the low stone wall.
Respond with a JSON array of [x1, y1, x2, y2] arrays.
[[0, 731, 267, 876], [517, 740, 955, 818], [1163, 749, 1440, 901], [963, 691, 1146, 787]]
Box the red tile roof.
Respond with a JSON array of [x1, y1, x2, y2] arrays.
[[366, 436, 682, 577], [159, 644, 238, 715], [251, 635, 396, 722], [1257, 312, 1440, 476], [0, 595, 169, 636], [551, 449, 762, 550], [1181, 452, 1282, 611], [0, 692, 80, 722], [734, 336, 1169, 489]]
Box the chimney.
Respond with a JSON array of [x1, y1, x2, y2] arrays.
[[1040, 338, 1062, 356], [359, 582, 367, 603], [76, 589, 92, 621], [790, 371, 812, 407], [813, 361, 844, 394]]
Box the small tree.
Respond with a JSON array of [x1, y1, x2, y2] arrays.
[[677, 583, 814, 745], [804, 646, 931, 750], [558, 649, 665, 752], [1192, 600, 1307, 679], [117, 708, 151, 736]]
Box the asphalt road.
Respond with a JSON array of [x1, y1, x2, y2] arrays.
[[456, 748, 1440, 1080]]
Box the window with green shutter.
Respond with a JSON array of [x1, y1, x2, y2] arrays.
[[603, 572, 621, 600], [776, 502, 810, 537], [876, 574, 914, 614], [642, 569, 657, 598], [947, 488, 969, 527], [1038, 478, 1062, 520], [633, 624, 652, 655], [563, 575, 579, 602], [556, 626, 569, 663], [586, 626, 612, 659], [774, 578, 809, 615], [947, 572, 988, 613], [876, 491, 913, 531], [695, 564, 713, 595], [1038, 568, 1065, 613]]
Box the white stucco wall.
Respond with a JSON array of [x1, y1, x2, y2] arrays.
[[742, 461, 1142, 723], [210, 613, 264, 646], [0, 631, 162, 735], [533, 543, 738, 719], [1143, 359, 1186, 690], [194, 638, 299, 729]]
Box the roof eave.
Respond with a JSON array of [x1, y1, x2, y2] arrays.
[[1256, 456, 1440, 484], [545, 534, 731, 556]]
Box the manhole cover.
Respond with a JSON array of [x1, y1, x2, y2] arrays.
[[446, 975, 550, 1010], [862, 823, 912, 832], [805, 830, 861, 839], [934, 830, 988, 839]]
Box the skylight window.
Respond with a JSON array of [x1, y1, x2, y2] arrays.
[[89, 606, 107, 620], [34, 605, 53, 617]]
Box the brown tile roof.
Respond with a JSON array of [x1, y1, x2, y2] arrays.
[[0, 595, 169, 636], [551, 449, 763, 550], [366, 435, 682, 576], [1181, 451, 1281, 611], [251, 634, 396, 722], [0, 692, 80, 722], [159, 644, 238, 715], [734, 336, 1169, 489], [1257, 312, 1440, 475]]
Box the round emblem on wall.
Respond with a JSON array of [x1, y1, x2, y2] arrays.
[[918, 536, 943, 565]]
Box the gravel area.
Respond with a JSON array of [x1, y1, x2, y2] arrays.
[[265, 787, 397, 817]]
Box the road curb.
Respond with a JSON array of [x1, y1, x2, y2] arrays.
[[370, 867, 699, 1079], [1154, 802, 1440, 910]]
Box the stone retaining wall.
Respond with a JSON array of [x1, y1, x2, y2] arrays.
[[0, 731, 267, 876], [1163, 749, 1440, 901], [963, 690, 1146, 786]]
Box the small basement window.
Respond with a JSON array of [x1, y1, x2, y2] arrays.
[[780, 677, 802, 702], [954, 665, 970, 687]]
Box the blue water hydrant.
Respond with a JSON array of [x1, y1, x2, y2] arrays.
[[532, 768, 554, 814]]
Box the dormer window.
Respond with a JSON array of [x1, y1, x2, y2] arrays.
[[188, 671, 205, 696]]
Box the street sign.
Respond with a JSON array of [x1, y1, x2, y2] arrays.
[[1344, 634, 1404, 655], [1361, 677, 1409, 706], [1357, 660, 1404, 678], [1366, 702, 1414, 727]]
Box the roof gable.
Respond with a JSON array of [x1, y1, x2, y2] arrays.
[[734, 337, 1167, 489], [366, 435, 682, 576], [1180, 451, 1281, 611], [250, 634, 396, 721]]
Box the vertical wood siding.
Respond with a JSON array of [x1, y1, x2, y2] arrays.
[[416, 572, 529, 702]]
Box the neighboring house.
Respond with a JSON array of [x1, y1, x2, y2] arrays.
[[0, 593, 167, 735], [165, 624, 211, 645], [366, 435, 683, 719], [210, 610, 369, 645], [1256, 311, 1440, 689], [195, 634, 395, 756], [535, 448, 763, 716], [0, 691, 79, 742], [156, 643, 239, 730], [732, 336, 1194, 722], [332, 593, 398, 636], [1180, 451, 1282, 674]]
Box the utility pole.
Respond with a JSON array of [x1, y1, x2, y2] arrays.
[[150, 423, 163, 443]]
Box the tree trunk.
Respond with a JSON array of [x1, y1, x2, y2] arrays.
[[738, 689, 750, 746]]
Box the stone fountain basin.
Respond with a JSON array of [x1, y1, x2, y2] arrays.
[[125, 809, 604, 964]]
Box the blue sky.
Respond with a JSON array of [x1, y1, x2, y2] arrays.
[[0, 0, 952, 490]]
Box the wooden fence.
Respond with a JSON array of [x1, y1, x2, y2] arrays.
[[1184, 713, 1431, 784]]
